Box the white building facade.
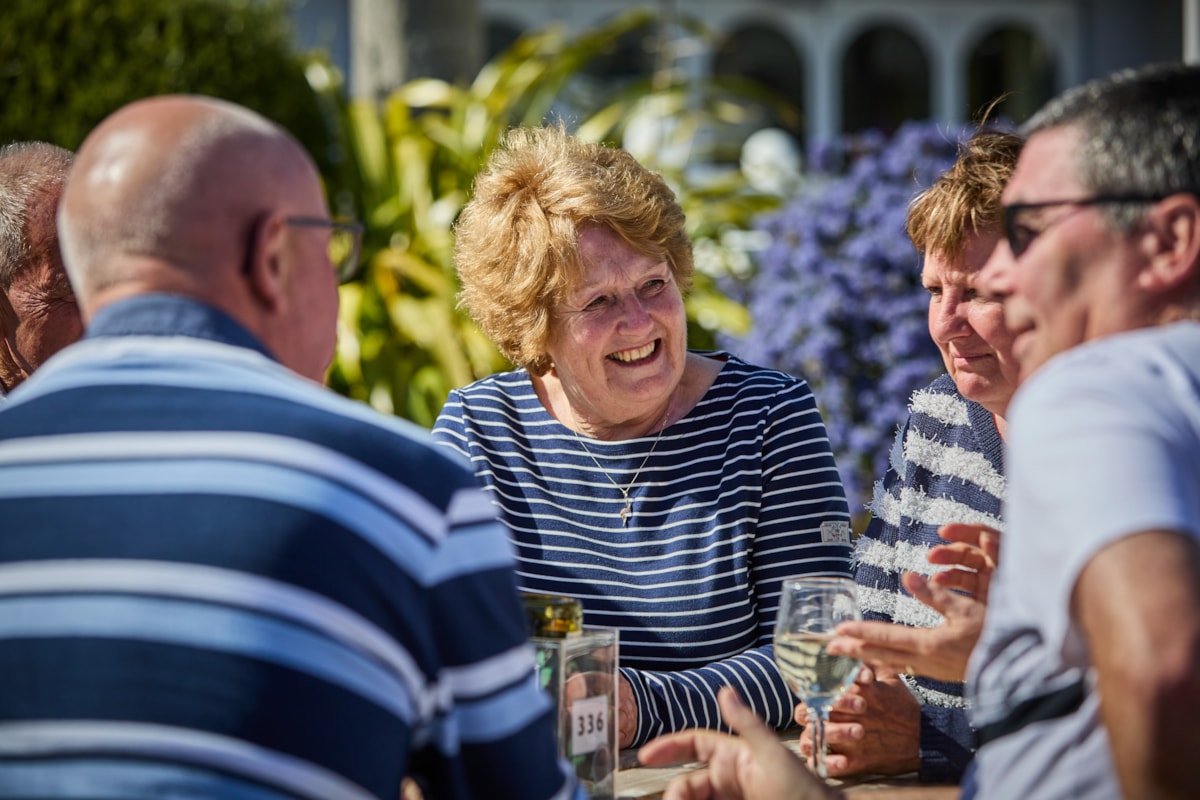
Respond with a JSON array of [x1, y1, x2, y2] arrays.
[[292, 0, 1186, 139]]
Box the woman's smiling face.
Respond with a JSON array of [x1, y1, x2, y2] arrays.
[[545, 225, 688, 433], [923, 229, 1021, 417]]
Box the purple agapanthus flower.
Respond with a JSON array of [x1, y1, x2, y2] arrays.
[[720, 120, 975, 518]]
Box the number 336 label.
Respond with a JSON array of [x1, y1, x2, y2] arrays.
[[570, 695, 608, 755]]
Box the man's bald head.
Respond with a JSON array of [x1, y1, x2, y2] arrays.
[[57, 95, 340, 383], [59, 95, 320, 308]]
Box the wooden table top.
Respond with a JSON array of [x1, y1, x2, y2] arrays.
[[615, 743, 959, 800]]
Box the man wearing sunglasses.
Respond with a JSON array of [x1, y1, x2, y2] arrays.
[[636, 61, 1200, 800], [967, 61, 1200, 800], [0, 95, 582, 800]]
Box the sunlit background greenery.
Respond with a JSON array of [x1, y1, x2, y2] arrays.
[[3, 0, 775, 427], [320, 10, 779, 425]]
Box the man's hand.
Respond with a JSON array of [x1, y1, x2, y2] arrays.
[[638, 687, 839, 800], [828, 574, 986, 682], [826, 523, 998, 683], [792, 665, 920, 777]]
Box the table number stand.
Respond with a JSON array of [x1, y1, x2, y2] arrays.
[[532, 626, 620, 799]]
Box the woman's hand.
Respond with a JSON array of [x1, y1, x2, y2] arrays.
[[793, 665, 920, 776], [563, 669, 636, 748], [638, 687, 839, 800], [618, 673, 637, 748]]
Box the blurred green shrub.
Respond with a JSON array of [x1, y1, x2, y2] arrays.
[[0, 0, 332, 171], [325, 10, 777, 426], [3, 1, 780, 428]]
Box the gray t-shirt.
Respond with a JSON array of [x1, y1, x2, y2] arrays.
[[966, 321, 1200, 799]]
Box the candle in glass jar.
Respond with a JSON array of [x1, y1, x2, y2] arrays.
[[521, 591, 583, 638]]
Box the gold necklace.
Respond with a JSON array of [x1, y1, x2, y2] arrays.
[[572, 402, 672, 527]]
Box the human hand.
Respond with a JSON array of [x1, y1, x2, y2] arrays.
[[618, 673, 637, 749], [563, 670, 635, 748], [638, 687, 839, 800], [827, 574, 985, 683], [926, 523, 1001, 601], [792, 665, 920, 777]]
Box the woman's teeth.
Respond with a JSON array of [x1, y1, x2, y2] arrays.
[[611, 342, 655, 362]]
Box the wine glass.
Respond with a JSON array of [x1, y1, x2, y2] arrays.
[[774, 576, 862, 779]]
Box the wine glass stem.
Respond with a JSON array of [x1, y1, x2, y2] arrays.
[[812, 707, 830, 780]]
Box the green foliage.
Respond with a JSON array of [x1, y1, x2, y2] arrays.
[[325, 10, 778, 426], [0, 0, 331, 170], [3, 1, 780, 428]]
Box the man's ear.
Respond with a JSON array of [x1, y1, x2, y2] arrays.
[[244, 212, 289, 313], [1136, 193, 1200, 293]]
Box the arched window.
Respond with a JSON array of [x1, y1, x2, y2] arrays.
[[968, 27, 1056, 124], [713, 24, 806, 140], [841, 25, 930, 134]]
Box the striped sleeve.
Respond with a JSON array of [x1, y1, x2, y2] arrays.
[[851, 372, 1004, 782], [619, 376, 852, 744], [417, 488, 584, 800]]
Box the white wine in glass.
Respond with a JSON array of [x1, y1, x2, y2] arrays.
[[774, 576, 862, 779]]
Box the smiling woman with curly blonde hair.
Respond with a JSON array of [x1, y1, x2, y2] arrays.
[[434, 122, 852, 750]]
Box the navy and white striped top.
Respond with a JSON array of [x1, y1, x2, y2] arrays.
[[854, 372, 1005, 781], [433, 353, 852, 745], [0, 295, 581, 800]]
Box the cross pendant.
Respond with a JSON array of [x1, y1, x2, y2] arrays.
[[619, 498, 632, 527]]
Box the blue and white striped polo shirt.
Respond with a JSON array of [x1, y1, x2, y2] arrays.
[[0, 294, 580, 800]]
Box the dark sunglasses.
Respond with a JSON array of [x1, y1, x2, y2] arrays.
[[1000, 194, 1168, 258]]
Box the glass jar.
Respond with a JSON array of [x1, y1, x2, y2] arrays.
[[521, 591, 583, 638]]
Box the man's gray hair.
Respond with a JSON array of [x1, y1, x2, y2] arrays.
[[0, 141, 74, 288], [1021, 62, 1200, 232]]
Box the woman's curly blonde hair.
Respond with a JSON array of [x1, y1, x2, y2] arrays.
[[906, 127, 1024, 261], [454, 124, 694, 375]]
